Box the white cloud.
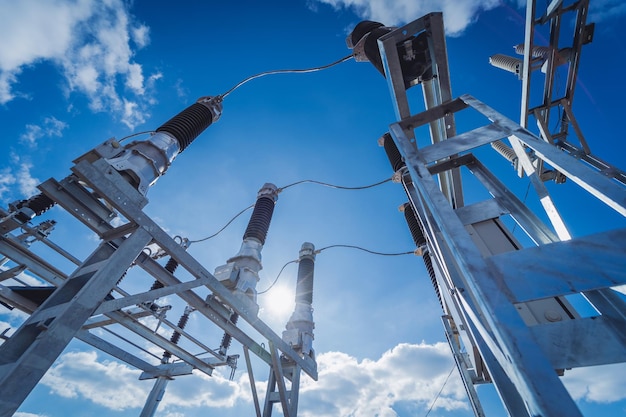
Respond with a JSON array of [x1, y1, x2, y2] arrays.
[[312, 0, 626, 37], [34, 343, 466, 416], [41, 350, 149, 410], [0, 155, 45, 202], [159, 371, 245, 409], [174, 79, 188, 100], [19, 125, 43, 147], [15, 413, 49, 417], [132, 24, 151, 49], [27, 340, 626, 416], [0, 0, 158, 129], [313, 0, 501, 36], [563, 363, 626, 403], [121, 99, 145, 129], [0, 70, 18, 104], [299, 342, 467, 416], [0, 0, 90, 72], [39, 349, 248, 413], [19, 117, 68, 147], [16, 163, 39, 197], [126, 63, 145, 94], [0, 169, 16, 200]]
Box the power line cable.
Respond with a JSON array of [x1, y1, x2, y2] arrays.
[[424, 366, 456, 417], [316, 244, 414, 257], [188, 204, 255, 244], [258, 259, 299, 295], [188, 177, 391, 243], [257, 244, 415, 295], [220, 54, 354, 99], [278, 177, 392, 193]]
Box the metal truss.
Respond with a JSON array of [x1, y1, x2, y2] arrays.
[[369, 9, 626, 417], [0, 140, 317, 416], [501, 0, 626, 185]]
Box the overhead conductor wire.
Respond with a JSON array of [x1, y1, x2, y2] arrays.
[[258, 244, 415, 295], [219, 54, 354, 100], [188, 177, 392, 243]]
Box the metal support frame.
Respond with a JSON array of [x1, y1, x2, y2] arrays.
[[0, 143, 316, 416], [378, 12, 464, 209], [390, 94, 626, 416], [516, 0, 626, 185], [374, 8, 626, 417]]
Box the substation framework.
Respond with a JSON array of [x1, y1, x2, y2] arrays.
[[348, 1, 625, 416], [0, 1, 625, 416], [0, 94, 317, 416]]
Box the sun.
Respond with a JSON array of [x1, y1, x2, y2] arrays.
[[261, 284, 295, 320]]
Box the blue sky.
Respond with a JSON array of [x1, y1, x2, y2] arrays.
[[1, 0, 626, 416]]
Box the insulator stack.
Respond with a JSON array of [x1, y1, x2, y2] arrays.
[[402, 202, 442, 307], [116, 271, 128, 287], [423, 252, 443, 308], [347, 20, 389, 75], [243, 184, 278, 245], [295, 245, 315, 305], [150, 257, 179, 291], [11, 193, 56, 222], [150, 280, 164, 291], [163, 308, 191, 360], [514, 43, 551, 59], [403, 203, 426, 247], [156, 102, 215, 153], [348, 20, 385, 49], [347, 20, 432, 87], [489, 54, 522, 75], [104, 270, 128, 301], [282, 242, 316, 356], [219, 313, 239, 355], [382, 132, 405, 172], [491, 140, 517, 164]]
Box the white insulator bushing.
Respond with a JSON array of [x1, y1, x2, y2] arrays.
[[514, 43, 552, 59], [491, 140, 517, 164], [489, 54, 522, 75]]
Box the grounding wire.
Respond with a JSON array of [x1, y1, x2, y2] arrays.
[[220, 54, 354, 99], [424, 366, 456, 417], [257, 244, 415, 295], [188, 177, 392, 244]]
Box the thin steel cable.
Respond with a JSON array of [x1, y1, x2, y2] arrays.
[[189, 177, 390, 244], [257, 259, 299, 295], [188, 204, 255, 243], [278, 177, 392, 193], [220, 54, 354, 99], [424, 366, 456, 417], [316, 244, 414, 257], [258, 244, 415, 295]]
